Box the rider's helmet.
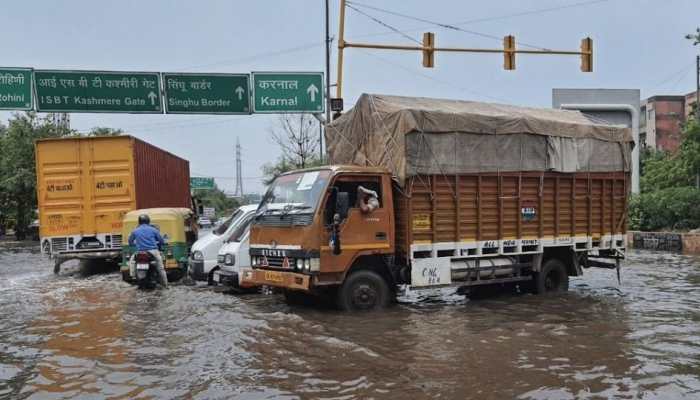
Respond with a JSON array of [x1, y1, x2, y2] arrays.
[[138, 214, 150, 225]]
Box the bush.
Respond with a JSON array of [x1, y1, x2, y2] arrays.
[[629, 187, 700, 231]]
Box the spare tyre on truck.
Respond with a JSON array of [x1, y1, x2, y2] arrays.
[[241, 94, 633, 311]]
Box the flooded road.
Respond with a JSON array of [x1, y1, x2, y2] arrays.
[[2, 241, 700, 399]]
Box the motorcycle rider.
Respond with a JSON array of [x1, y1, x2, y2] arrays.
[[128, 214, 168, 288]]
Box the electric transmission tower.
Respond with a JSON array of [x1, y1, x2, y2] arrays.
[[234, 137, 244, 197]]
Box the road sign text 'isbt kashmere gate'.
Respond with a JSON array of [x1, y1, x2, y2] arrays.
[[34, 70, 162, 113]]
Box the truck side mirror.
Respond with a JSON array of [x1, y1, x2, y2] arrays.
[[336, 192, 350, 221]]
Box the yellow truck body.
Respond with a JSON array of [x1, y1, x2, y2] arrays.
[[35, 136, 191, 265]]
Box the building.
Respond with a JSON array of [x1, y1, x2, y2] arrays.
[[640, 90, 697, 152]]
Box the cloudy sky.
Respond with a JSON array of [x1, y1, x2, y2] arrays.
[[1, 0, 698, 193]]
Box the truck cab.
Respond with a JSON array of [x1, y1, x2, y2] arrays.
[[243, 166, 398, 308]]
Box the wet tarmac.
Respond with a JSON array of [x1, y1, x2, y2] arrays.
[[1, 240, 700, 399]]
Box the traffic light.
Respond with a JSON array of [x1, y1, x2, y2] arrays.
[[503, 35, 516, 70], [580, 37, 593, 72], [422, 32, 435, 68]]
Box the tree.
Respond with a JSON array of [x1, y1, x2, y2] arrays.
[[630, 119, 700, 231], [262, 114, 324, 185], [87, 127, 123, 136], [0, 113, 68, 239], [270, 113, 320, 169], [192, 184, 240, 218]]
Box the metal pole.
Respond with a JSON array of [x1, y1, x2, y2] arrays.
[[696, 54, 699, 121], [322, 0, 331, 162], [336, 0, 346, 99]]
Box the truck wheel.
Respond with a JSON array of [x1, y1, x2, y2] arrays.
[[533, 258, 569, 294], [122, 270, 131, 283], [53, 259, 61, 275], [337, 270, 391, 311]]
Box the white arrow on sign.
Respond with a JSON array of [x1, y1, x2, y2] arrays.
[[306, 84, 319, 102], [235, 86, 245, 101], [147, 91, 157, 106]]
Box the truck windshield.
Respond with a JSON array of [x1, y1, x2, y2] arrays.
[[258, 170, 331, 214]]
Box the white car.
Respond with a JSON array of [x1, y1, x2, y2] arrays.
[[212, 212, 256, 290], [188, 205, 257, 283]]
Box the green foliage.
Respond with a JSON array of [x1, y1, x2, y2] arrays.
[[0, 113, 70, 238], [631, 119, 700, 231], [192, 184, 240, 218], [87, 127, 123, 136], [628, 187, 700, 231]]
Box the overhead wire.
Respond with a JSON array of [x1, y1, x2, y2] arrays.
[[345, 3, 422, 45], [350, 0, 610, 29], [355, 49, 510, 103], [346, 0, 554, 51], [648, 61, 696, 91]]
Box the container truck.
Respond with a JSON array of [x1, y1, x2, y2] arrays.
[[35, 135, 191, 273], [241, 94, 633, 310]]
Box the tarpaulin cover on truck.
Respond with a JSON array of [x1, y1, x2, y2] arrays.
[[325, 94, 634, 185]]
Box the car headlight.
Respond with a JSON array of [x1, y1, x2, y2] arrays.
[[217, 254, 225, 263], [224, 253, 235, 266], [193, 250, 203, 260]]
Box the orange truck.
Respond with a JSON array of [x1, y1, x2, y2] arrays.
[[241, 94, 633, 310], [35, 135, 191, 273]]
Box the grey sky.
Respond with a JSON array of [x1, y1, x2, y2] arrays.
[[1, 0, 698, 193]]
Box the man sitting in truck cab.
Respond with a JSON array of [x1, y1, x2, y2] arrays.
[[128, 214, 168, 288], [356, 185, 379, 213]]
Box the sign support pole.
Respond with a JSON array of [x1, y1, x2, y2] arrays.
[[336, 0, 347, 100]]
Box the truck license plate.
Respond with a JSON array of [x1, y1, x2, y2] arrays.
[[136, 263, 149, 271], [213, 271, 220, 283], [264, 271, 283, 283]]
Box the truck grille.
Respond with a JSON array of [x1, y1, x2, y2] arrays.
[[257, 213, 314, 227], [264, 256, 297, 269], [51, 238, 68, 252]]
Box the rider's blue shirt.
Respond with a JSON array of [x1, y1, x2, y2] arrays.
[[128, 224, 165, 251]]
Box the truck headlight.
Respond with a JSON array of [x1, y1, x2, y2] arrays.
[[304, 258, 311, 271], [193, 251, 204, 261], [296, 258, 304, 270], [224, 254, 235, 266]]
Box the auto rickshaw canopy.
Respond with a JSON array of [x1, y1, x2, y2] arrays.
[[122, 208, 194, 244]]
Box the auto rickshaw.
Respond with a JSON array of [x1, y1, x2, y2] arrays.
[[120, 208, 198, 282]]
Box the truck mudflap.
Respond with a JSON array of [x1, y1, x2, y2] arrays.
[[241, 269, 311, 291]]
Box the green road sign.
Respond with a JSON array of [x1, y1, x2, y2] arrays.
[[163, 73, 250, 114], [190, 177, 215, 190], [0, 68, 33, 110], [34, 70, 162, 113], [252, 72, 324, 113]]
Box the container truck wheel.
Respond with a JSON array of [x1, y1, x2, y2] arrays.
[[533, 258, 569, 294], [337, 270, 391, 311], [53, 259, 61, 275]]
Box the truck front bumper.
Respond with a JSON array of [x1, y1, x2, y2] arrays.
[[240, 269, 311, 291]]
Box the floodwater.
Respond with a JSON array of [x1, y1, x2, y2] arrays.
[[2, 241, 700, 399]]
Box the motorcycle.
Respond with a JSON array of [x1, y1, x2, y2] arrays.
[[134, 251, 160, 290]]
